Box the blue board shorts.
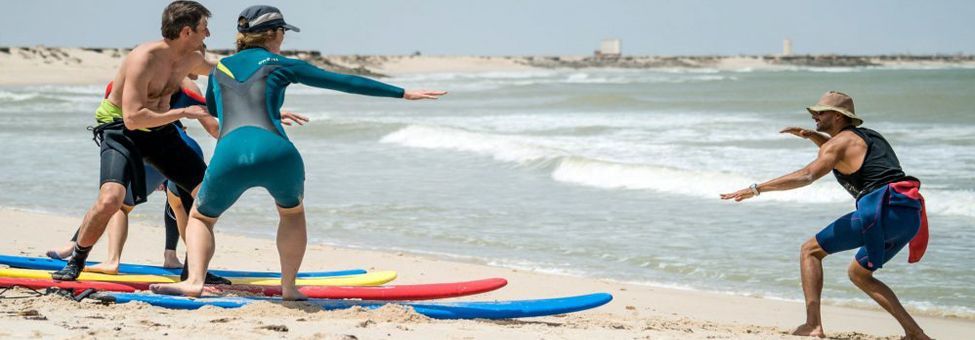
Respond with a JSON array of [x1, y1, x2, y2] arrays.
[[815, 186, 922, 271]]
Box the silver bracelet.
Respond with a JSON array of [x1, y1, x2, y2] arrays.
[[749, 183, 760, 196]]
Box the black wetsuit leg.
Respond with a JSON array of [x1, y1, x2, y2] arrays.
[[164, 200, 179, 251]]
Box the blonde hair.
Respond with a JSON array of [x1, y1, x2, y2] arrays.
[[235, 19, 278, 52]]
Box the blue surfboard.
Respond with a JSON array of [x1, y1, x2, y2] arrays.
[[96, 292, 613, 319], [0, 254, 365, 278]]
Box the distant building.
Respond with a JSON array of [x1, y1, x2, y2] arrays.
[[594, 38, 621, 60], [783, 38, 793, 56]]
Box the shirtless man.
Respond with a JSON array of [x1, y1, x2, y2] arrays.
[[721, 91, 930, 339], [53, 1, 215, 280], [48, 78, 212, 272]]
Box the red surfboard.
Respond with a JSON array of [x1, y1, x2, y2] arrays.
[[0, 277, 143, 294], [0, 277, 507, 300], [208, 278, 508, 300]]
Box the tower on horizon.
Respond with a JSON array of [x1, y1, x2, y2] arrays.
[[595, 38, 621, 60], [783, 38, 793, 56]]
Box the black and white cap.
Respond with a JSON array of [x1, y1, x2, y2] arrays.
[[237, 5, 300, 33]]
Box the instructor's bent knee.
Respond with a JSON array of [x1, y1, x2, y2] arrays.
[[847, 261, 873, 287], [801, 238, 827, 260]]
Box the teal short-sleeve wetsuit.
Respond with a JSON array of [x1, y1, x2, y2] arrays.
[[197, 47, 404, 218]]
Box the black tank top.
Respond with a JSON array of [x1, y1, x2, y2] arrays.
[[832, 127, 911, 200]]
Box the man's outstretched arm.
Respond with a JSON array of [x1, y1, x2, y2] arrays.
[[720, 138, 845, 202]]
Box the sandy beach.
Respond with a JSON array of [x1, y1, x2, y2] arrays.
[[1, 207, 973, 339]]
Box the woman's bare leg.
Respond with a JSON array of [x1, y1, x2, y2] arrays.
[[276, 203, 307, 301], [150, 204, 216, 297]]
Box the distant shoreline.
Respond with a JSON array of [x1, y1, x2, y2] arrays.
[[2, 45, 973, 85]]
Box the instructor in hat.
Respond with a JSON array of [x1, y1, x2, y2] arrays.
[[720, 91, 930, 339]]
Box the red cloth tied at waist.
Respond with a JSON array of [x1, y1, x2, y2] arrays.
[[890, 180, 928, 263]]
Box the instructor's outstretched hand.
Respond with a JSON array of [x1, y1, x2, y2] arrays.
[[780, 126, 815, 138], [281, 111, 310, 126], [780, 126, 830, 146], [403, 89, 447, 100], [720, 187, 756, 202]]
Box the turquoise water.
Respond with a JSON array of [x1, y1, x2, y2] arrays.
[[1, 66, 972, 317]]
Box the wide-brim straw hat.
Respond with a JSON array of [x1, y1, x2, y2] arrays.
[[806, 91, 862, 126]]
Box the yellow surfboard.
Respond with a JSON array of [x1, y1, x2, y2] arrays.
[[0, 268, 397, 286]]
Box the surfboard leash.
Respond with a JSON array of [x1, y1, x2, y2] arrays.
[[0, 285, 97, 302]]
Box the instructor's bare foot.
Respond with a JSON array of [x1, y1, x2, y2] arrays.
[[150, 281, 204, 297], [84, 262, 120, 275], [281, 286, 308, 301], [792, 323, 825, 337], [902, 331, 932, 340]]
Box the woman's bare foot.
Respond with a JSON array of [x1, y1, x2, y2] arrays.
[[792, 323, 825, 337], [281, 286, 308, 301], [150, 282, 204, 297], [163, 250, 182, 268], [84, 261, 120, 275]]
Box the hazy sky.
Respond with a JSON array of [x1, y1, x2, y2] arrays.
[[1, 0, 972, 55]]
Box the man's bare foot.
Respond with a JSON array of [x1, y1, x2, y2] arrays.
[[84, 262, 120, 275], [150, 282, 204, 297], [902, 331, 932, 340], [792, 323, 825, 337], [46, 245, 74, 260], [281, 286, 308, 301], [163, 250, 182, 268]]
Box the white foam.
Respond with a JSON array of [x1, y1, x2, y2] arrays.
[[923, 189, 975, 217], [561, 73, 734, 84], [23, 84, 104, 95], [380, 125, 843, 203], [380, 124, 565, 164], [381, 69, 738, 91], [389, 111, 762, 135], [379, 124, 975, 215], [0, 91, 40, 101], [403, 70, 560, 81], [551, 157, 850, 203]]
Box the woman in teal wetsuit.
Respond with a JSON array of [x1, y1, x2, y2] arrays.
[[150, 5, 446, 298]]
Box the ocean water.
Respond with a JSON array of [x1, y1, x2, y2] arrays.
[[1, 67, 973, 318]]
